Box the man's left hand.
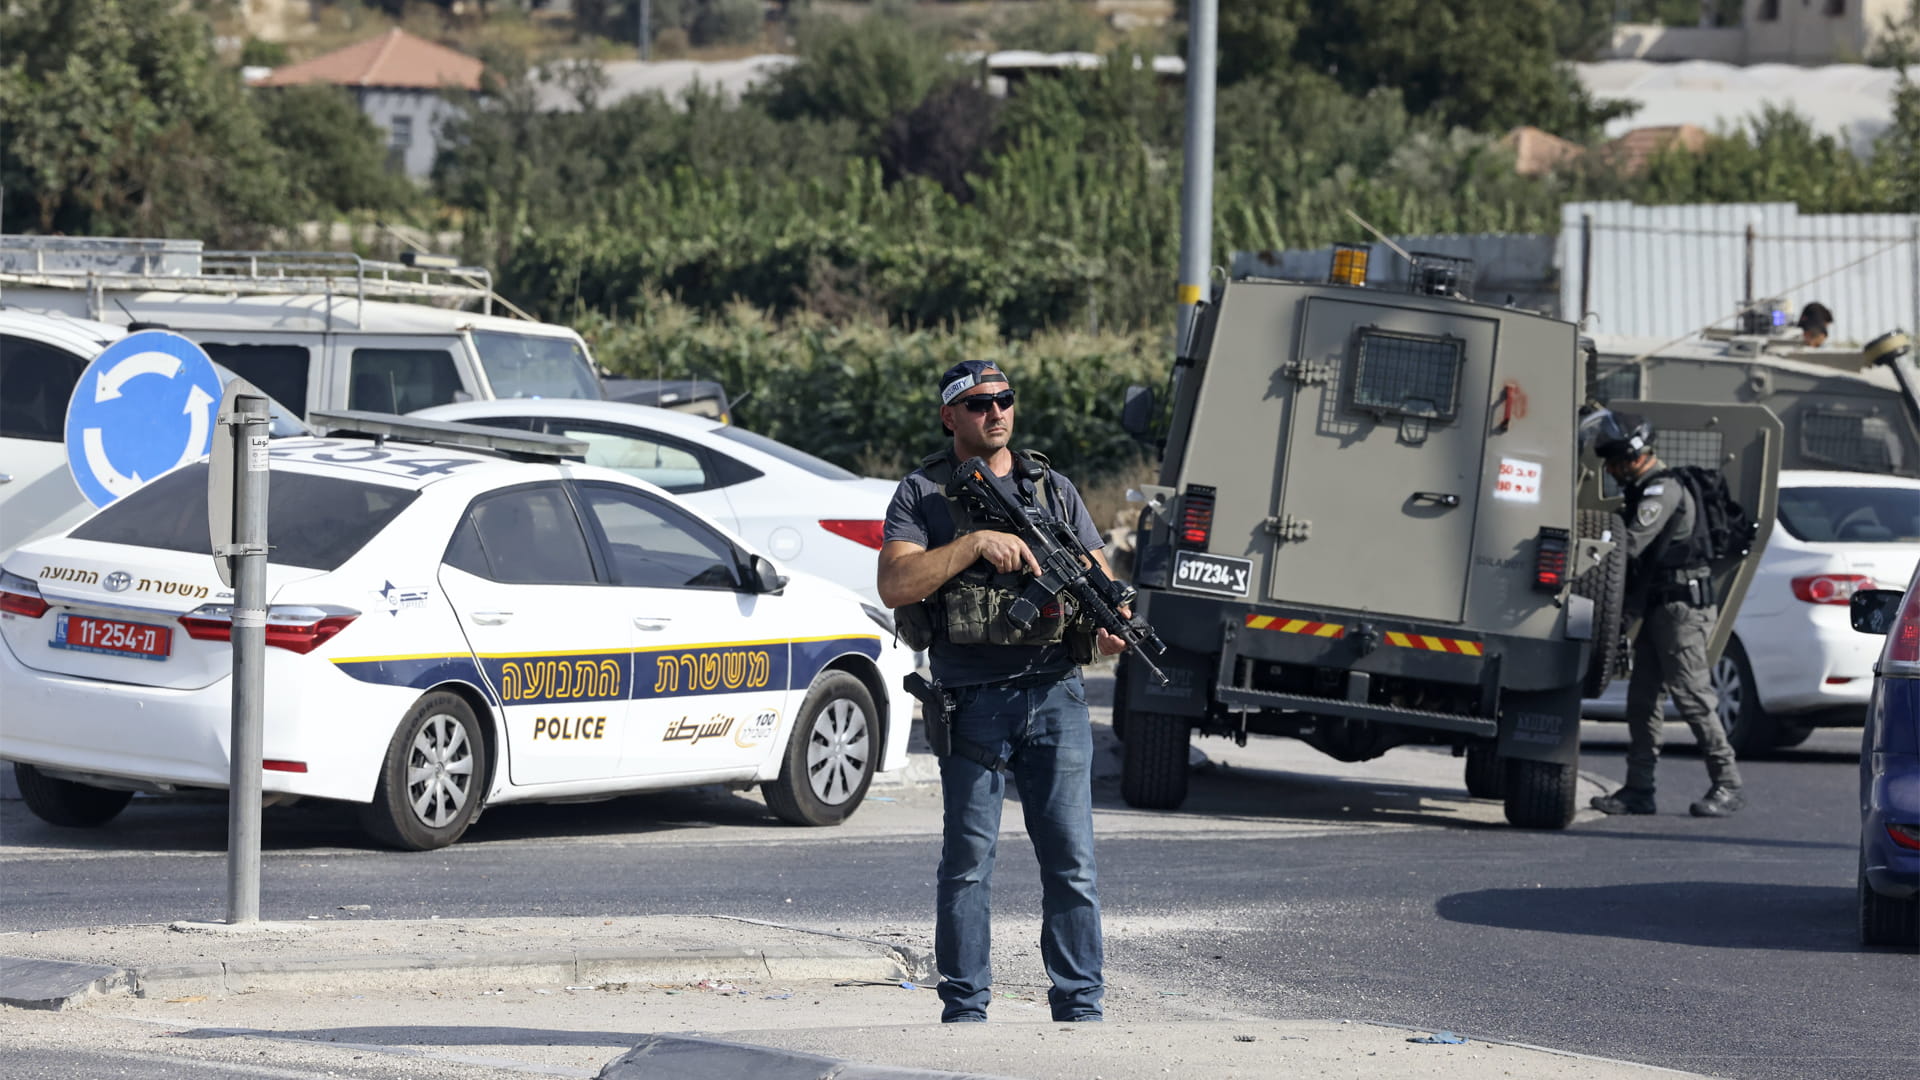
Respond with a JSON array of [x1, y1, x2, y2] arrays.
[[1094, 629, 1130, 655]]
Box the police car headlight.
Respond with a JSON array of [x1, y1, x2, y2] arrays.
[[861, 603, 895, 636]]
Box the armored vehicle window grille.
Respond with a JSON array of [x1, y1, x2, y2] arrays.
[[1349, 329, 1463, 422], [1600, 428, 1725, 498], [1800, 409, 1900, 474], [1656, 429, 1725, 471], [1590, 364, 1640, 404]]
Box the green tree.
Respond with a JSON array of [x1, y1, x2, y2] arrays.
[[0, 0, 293, 241], [1204, 0, 1632, 137], [252, 84, 419, 218], [755, 11, 961, 139]]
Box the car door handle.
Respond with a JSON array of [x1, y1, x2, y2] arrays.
[[633, 616, 674, 631], [1411, 491, 1460, 507], [470, 611, 513, 626]]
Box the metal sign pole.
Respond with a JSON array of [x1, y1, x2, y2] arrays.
[[1174, 0, 1218, 354], [220, 393, 272, 925]]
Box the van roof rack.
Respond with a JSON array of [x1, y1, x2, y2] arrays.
[[306, 410, 588, 461], [0, 235, 495, 314]]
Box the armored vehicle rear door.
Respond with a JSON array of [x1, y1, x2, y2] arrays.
[[1270, 297, 1500, 623], [1597, 400, 1783, 663]]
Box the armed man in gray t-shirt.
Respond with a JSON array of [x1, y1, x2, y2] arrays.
[[877, 360, 1128, 1024]]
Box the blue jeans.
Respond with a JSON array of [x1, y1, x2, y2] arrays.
[[935, 671, 1103, 1022]]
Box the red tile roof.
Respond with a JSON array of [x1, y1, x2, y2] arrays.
[[255, 28, 483, 92], [1602, 124, 1710, 175], [1501, 126, 1587, 177]]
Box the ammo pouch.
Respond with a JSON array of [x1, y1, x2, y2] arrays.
[[943, 574, 1069, 646], [893, 599, 938, 651]]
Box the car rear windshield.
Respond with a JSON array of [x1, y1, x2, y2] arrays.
[[1775, 486, 1920, 544], [713, 426, 858, 480], [70, 463, 417, 570]]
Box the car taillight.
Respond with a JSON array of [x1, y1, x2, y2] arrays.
[[1177, 485, 1216, 550], [1888, 824, 1920, 851], [819, 519, 885, 550], [1884, 586, 1920, 673], [1791, 574, 1873, 605], [1534, 527, 1570, 591], [0, 570, 49, 618], [178, 604, 359, 655]]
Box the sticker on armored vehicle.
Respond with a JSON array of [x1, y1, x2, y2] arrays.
[[1494, 457, 1544, 503], [1172, 551, 1252, 597]]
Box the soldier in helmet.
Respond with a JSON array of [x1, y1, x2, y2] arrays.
[[1589, 411, 1746, 818]]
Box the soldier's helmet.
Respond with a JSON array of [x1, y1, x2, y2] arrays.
[[1585, 409, 1655, 463]]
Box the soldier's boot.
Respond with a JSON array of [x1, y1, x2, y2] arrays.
[[1689, 783, 1745, 818], [1590, 787, 1657, 815]]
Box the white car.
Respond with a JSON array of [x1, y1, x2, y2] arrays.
[[411, 400, 896, 607], [0, 417, 911, 850], [1587, 469, 1920, 753]]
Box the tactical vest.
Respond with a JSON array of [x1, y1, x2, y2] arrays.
[[1626, 470, 1707, 575], [895, 449, 1097, 660]]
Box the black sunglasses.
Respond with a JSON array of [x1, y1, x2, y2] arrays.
[[958, 390, 1017, 414]]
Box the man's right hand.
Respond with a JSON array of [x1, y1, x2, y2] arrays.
[[972, 531, 1042, 577]]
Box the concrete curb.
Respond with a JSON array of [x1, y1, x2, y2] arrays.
[[596, 1034, 1015, 1080], [0, 955, 127, 1010], [0, 933, 917, 1008]]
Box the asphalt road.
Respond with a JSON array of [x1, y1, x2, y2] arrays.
[[2, 720, 1912, 1080]]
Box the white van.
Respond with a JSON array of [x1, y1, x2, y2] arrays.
[[0, 237, 603, 420], [0, 309, 117, 554]]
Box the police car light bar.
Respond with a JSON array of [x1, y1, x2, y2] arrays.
[[305, 410, 589, 460]]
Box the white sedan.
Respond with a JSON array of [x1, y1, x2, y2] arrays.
[[412, 400, 897, 607], [1587, 469, 1920, 753], [0, 416, 911, 849]]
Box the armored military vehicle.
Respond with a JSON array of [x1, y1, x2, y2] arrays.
[[1589, 329, 1918, 478], [1114, 253, 1781, 828]]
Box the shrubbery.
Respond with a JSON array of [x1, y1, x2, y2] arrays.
[[578, 294, 1167, 481]]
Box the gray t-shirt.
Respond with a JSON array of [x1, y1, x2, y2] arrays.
[[884, 453, 1105, 688]]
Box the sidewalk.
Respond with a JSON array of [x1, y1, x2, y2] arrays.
[[0, 914, 1714, 1080]]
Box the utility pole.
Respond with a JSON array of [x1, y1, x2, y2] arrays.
[[1175, 0, 1218, 353], [639, 0, 652, 61]]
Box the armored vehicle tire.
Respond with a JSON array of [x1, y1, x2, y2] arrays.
[[1463, 744, 1507, 800], [361, 692, 488, 851], [1859, 844, 1920, 947], [763, 671, 877, 827], [1503, 758, 1576, 829], [1121, 712, 1190, 810], [1574, 510, 1629, 698], [15, 763, 134, 827]]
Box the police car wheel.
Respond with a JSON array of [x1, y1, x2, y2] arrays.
[[361, 692, 488, 851], [764, 671, 876, 827], [14, 763, 134, 828]]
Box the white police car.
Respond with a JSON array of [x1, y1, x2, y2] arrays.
[[0, 414, 910, 849]]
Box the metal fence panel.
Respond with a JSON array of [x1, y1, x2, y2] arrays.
[[1560, 201, 1919, 344]]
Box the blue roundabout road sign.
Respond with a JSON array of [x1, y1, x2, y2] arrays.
[[64, 330, 223, 508]]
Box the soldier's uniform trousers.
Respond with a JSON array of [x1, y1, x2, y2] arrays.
[[1622, 599, 1743, 793]]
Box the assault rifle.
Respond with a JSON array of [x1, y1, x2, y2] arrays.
[[946, 455, 1170, 685]]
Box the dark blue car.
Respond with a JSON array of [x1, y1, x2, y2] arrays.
[[1851, 566, 1920, 948]]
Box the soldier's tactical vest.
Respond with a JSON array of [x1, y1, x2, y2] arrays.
[[894, 449, 1098, 661]]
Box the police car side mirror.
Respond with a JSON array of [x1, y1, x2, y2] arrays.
[[1851, 589, 1903, 635], [1120, 385, 1155, 441], [747, 553, 788, 596]]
